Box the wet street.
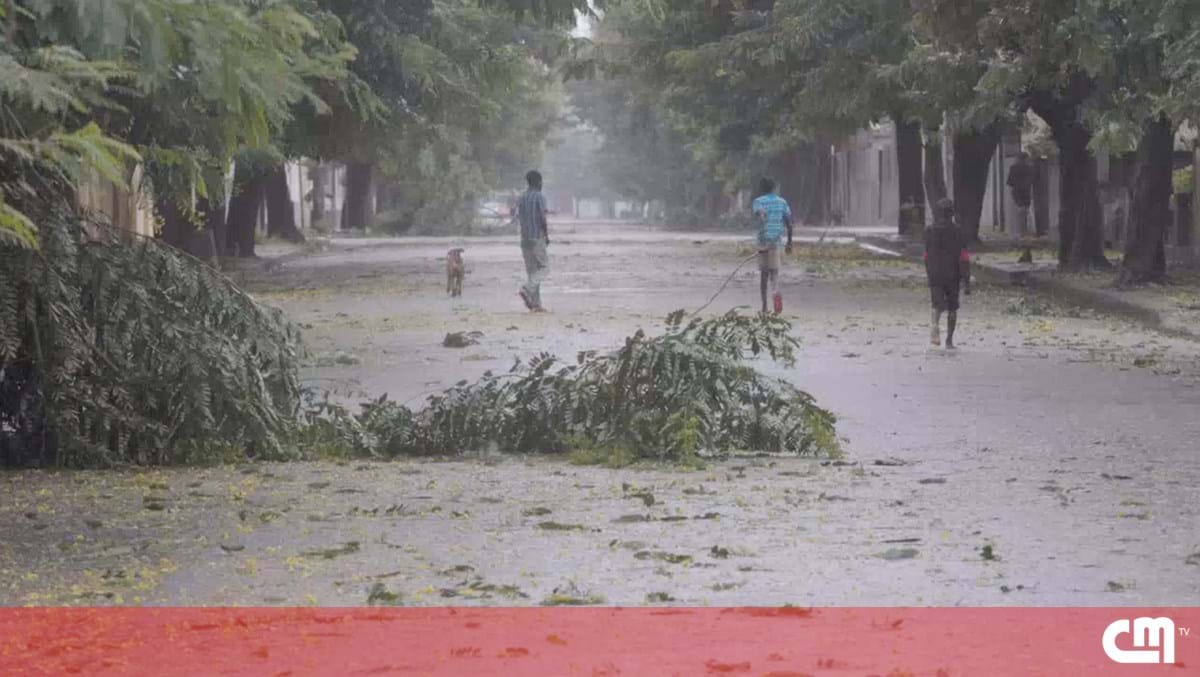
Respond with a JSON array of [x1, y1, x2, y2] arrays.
[[3, 221, 1198, 607]]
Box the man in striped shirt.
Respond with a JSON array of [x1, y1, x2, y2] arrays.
[[516, 170, 550, 312], [751, 178, 794, 315]]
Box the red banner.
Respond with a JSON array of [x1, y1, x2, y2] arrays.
[[1, 607, 1196, 675]]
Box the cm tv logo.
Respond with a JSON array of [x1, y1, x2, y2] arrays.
[[1103, 617, 1181, 664]]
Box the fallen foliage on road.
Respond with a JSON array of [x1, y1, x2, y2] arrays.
[[301, 310, 839, 462]]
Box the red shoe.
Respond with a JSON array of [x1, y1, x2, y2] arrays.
[[773, 292, 783, 315]]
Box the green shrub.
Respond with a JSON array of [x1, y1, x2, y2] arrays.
[[0, 214, 302, 467], [568, 438, 638, 468], [1174, 166, 1193, 195], [296, 393, 414, 458]]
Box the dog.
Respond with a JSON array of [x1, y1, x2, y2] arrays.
[[446, 248, 465, 297]]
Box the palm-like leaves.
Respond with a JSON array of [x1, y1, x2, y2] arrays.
[[0, 40, 136, 249], [0, 212, 302, 467]]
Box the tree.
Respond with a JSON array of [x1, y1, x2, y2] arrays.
[[903, 4, 1009, 242], [1, 4, 139, 249], [1, 0, 592, 466], [912, 1, 1131, 268], [682, 0, 927, 231], [18, 0, 354, 256], [1, 1, 307, 465], [1121, 115, 1173, 283], [1080, 0, 1200, 284], [593, 0, 1008, 233], [303, 0, 585, 234], [973, 0, 1200, 276]]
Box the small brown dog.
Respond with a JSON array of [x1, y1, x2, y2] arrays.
[[446, 248, 465, 297]]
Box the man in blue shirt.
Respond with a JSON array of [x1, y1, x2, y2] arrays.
[[751, 178, 794, 315], [516, 170, 550, 312]]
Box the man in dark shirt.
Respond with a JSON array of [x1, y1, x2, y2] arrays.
[[1006, 152, 1034, 237], [516, 170, 550, 312], [924, 198, 971, 349]]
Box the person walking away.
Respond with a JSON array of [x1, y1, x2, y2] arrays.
[[1006, 152, 1035, 238], [751, 178, 794, 315], [925, 198, 972, 349], [517, 171, 550, 312]]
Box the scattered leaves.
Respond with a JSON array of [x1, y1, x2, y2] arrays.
[[301, 541, 360, 560], [367, 583, 402, 606], [878, 548, 919, 561], [537, 521, 589, 532]]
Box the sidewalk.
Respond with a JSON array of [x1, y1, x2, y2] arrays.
[[857, 233, 1200, 340]]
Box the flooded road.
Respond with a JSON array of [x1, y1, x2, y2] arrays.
[[3, 221, 1198, 607]]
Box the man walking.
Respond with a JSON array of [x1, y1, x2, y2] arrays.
[[1006, 152, 1035, 237], [924, 198, 971, 349], [751, 178, 794, 315], [517, 170, 550, 312]]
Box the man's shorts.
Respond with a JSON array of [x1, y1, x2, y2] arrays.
[[758, 246, 782, 272], [930, 283, 960, 312]]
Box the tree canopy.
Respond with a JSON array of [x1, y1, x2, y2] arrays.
[[0, 0, 587, 465], [565, 0, 1200, 278]]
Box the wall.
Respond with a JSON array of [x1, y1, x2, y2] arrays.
[[308, 163, 347, 231], [76, 165, 156, 239], [830, 124, 898, 227], [575, 198, 601, 219], [979, 130, 1026, 234], [286, 163, 311, 233]]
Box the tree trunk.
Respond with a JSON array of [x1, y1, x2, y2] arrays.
[[265, 165, 305, 243], [769, 149, 800, 213], [704, 182, 724, 224], [923, 128, 948, 207], [796, 142, 831, 225], [1118, 114, 1173, 285], [1033, 158, 1051, 237], [895, 117, 925, 236], [227, 162, 266, 258], [159, 195, 222, 260], [767, 143, 830, 226], [1029, 90, 1111, 270], [157, 195, 194, 251], [1057, 124, 1108, 269], [811, 139, 831, 224], [375, 181, 392, 213], [310, 163, 327, 226], [342, 162, 374, 230], [379, 182, 404, 213], [952, 122, 999, 244], [197, 195, 227, 259]]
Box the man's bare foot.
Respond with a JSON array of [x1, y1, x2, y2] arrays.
[[518, 289, 533, 310], [531, 306, 548, 314], [930, 329, 941, 346], [945, 340, 956, 350]]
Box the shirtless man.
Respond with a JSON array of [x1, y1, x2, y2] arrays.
[[924, 198, 972, 349]]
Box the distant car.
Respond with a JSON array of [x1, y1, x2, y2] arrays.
[[477, 201, 514, 230], [479, 201, 508, 216]]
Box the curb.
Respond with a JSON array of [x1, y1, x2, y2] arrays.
[[855, 236, 1197, 340]]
